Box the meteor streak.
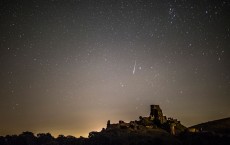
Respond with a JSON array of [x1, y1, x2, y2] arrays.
[[133, 60, 136, 74]]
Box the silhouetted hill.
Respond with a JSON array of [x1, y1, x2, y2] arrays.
[[178, 117, 230, 145], [190, 117, 230, 134], [86, 104, 186, 145]]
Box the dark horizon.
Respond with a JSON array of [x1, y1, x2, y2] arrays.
[[1, 0, 230, 137], [1, 106, 229, 138]]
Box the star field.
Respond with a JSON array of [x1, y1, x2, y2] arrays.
[[0, 0, 230, 137]]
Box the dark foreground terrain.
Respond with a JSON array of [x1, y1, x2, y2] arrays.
[[0, 129, 229, 145], [1, 117, 230, 145]]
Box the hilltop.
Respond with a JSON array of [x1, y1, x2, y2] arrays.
[[189, 117, 230, 134], [87, 104, 186, 145], [88, 105, 230, 145]]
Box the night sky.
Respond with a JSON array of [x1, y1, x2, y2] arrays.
[[0, 0, 230, 137]]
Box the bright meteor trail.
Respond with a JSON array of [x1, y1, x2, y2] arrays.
[[133, 60, 136, 75]]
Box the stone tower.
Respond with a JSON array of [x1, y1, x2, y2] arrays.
[[150, 105, 165, 124]]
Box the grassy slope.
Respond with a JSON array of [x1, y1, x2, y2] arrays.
[[190, 117, 230, 134]]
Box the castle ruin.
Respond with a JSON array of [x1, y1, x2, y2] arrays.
[[106, 105, 186, 135], [150, 105, 167, 124]]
